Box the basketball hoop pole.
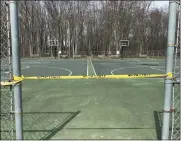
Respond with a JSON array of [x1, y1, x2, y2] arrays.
[[51, 45, 53, 58], [119, 40, 129, 59], [48, 39, 58, 59], [54, 46, 57, 59], [120, 45, 124, 59]]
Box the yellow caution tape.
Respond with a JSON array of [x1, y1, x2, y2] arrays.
[[0, 80, 21, 86], [1, 72, 172, 86], [13, 73, 172, 80], [167, 72, 173, 78]]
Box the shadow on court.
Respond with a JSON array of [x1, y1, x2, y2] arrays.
[[153, 111, 162, 140], [153, 111, 177, 140], [22, 111, 80, 140], [141, 63, 159, 66], [1, 111, 167, 140]]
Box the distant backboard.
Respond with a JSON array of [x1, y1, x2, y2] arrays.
[[48, 39, 58, 46], [120, 40, 129, 47]]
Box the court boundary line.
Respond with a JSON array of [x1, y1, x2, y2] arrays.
[[4, 65, 30, 74], [111, 65, 165, 75], [22, 61, 50, 64], [90, 59, 97, 76], [111, 66, 149, 75], [111, 66, 140, 75], [127, 59, 165, 72], [149, 66, 165, 72], [22, 65, 30, 70], [87, 59, 88, 76], [30, 66, 72, 76], [128, 62, 137, 66]]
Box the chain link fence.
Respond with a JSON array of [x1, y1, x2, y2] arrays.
[[0, 1, 14, 140], [0, 1, 179, 140], [171, 4, 180, 139], [171, 44, 180, 140]]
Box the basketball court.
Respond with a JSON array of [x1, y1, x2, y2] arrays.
[[18, 58, 165, 139]]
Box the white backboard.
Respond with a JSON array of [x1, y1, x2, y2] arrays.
[[120, 40, 129, 47], [48, 39, 58, 46]]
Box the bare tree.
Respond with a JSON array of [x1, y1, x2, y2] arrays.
[[18, 1, 168, 58]]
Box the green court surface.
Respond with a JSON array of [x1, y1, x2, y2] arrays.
[[21, 58, 165, 139]]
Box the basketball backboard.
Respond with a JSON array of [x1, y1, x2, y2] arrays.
[[48, 39, 58, 46], [120, 40, 129, 47]]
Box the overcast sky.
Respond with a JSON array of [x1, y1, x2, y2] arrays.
[[151, 1, 169, 8]]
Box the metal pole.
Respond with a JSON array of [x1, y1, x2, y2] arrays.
[[162, 1, 177, 139], [121, 46, 124, 59], [51, 45, 53, 57], [9, 1, 23, 140]]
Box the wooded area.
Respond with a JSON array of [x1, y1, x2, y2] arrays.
[[3, 1, 170, 58]]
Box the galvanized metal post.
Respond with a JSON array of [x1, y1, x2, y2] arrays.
[[162, 1, 177, 140], [9, 1, 23, 140]]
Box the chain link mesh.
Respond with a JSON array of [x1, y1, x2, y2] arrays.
[[0, 1, 179, 140], [0, 1, 14, 140], [171, 4, 180, 140]]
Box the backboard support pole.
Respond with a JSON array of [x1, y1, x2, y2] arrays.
[[120, 40, 129, 59]]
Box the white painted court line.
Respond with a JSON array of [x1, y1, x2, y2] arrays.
[[22, 65, 30, 70], [31, 66, 72, 76], [111, 66, 148, 75], [128, 62, 137, 66], [111, 65, 165, 75], [87, 59, 89, 76], [89, 59, 97, 76], [3, 65, 30, 74], [38, 59, 63, 61], [113, 58, 141, 62], [149, 66, 165, 72], [22, 61, 50, 64]]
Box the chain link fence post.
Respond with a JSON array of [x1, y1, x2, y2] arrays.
[[9, 0, 24, 139], [161, 1, 177, 139]]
